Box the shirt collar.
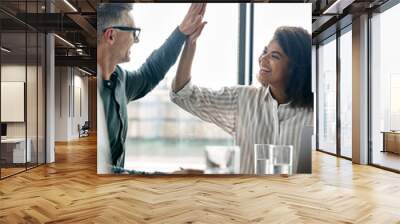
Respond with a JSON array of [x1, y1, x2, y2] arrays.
[[102, 65, 122, 89], [113, 65, 123, 81], [263, 85, 291, 108], [103, 72, 118, 89]]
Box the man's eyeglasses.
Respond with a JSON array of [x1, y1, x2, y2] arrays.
[[103, 26, 141, 43]]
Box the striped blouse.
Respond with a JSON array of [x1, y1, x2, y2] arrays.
[[170, 81, 313, 174]]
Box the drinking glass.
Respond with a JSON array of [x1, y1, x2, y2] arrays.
[[271, 145, 293, 175], [205, 146, 240, 174], [254, 144, 293, 175]]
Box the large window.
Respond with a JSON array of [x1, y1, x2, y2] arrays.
[[312, 45, 317, 150], [339, 28, 352, 158], [317, 36, 337, 155], [370, 3, 400, 171], [316, 25, 352, 159], [120, 4, 237, 172]]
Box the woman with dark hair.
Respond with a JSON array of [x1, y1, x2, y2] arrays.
[[170, 25, 313, 174]]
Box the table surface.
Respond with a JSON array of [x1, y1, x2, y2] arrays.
[[1, 138, 28, 143], [381, 131, 400, 134]]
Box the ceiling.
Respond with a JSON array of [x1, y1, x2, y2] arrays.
[[0, 0, 99, 74], [0, 0, 393, 74]]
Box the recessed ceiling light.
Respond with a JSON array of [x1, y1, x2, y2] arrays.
[[54, 34, 75, 48], [63, 0, 78, 12], [323, 0, 355, 15], [78, 67, 92, 76], [1, 47, 11, 53]]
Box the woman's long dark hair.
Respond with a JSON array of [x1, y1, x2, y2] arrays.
[[273, 26, 313, 109]]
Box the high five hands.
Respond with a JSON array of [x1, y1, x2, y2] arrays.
[[179, 3, 207, 45]]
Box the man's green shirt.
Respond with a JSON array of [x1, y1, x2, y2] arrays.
[[100, 27, 186, 167]]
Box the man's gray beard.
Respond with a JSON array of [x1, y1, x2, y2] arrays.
[[125, 56, 130, 63], [120, 55, 130, 64]]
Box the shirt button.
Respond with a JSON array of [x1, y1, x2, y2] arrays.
[[107, 82, 111, 87]]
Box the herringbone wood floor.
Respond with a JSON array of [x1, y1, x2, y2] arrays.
[[1, 134, 400, 224]]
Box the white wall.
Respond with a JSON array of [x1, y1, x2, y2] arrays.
[[55, 66, 69, 141], [1, 64, 46, 164], [55, 67, 89, 141], [71, 72, 89, 138], [1, 65, 26, 137], [1, 65, 34, 138]]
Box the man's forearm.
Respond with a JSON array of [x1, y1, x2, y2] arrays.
[[140, 27, 186, 80], [172, 42, 196, 92], [125, 27, 186, 101]]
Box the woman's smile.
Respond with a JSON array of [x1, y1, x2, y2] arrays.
[[259, 66, 271, 76]]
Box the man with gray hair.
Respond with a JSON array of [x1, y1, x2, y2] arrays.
[[97, 3, 206, 172]]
